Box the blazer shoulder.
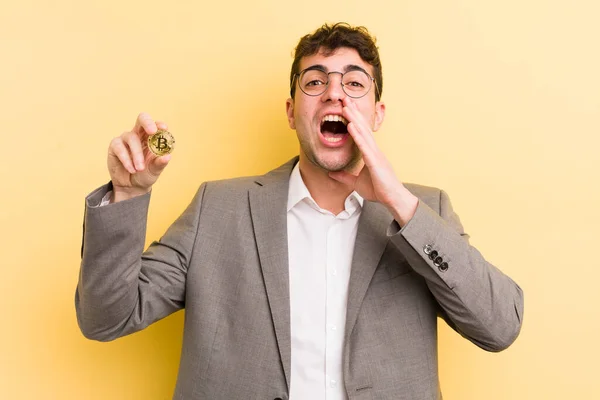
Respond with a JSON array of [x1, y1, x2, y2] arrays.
[[197, 157, 296, 198], [200, 175, 262, 198]]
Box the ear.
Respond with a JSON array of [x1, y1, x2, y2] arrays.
[[372, 101, 386, 132], [286, 98, 296, 129]]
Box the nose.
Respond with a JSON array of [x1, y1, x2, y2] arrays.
[[321, 72, 346, 102]]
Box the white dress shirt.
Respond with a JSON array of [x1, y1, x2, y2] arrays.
[[287, 163, 363, 400]]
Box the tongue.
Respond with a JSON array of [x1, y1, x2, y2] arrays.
[[322, 131, 346, 139]]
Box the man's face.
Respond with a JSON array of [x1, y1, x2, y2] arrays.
[[286, 47, 385, 173]]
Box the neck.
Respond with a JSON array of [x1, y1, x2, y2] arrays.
[[298, 154, 363, 215]]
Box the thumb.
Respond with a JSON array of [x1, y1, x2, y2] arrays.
[[328, 171, 357, 187], [148, 154, 171, 176]]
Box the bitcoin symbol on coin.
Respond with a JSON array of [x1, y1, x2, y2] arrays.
[[148, 129, 175, 156]]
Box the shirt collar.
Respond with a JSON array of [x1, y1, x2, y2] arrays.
[[287, 162, 364, 214]]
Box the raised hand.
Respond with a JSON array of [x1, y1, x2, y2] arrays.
[[107, 113, 172, 202], [328, 98, 418, 226]]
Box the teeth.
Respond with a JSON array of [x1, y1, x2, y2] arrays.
[[324, 136, 343, 143], [321, 114, 348, 125]]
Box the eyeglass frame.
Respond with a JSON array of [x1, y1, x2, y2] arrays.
[[291, 65, 380, 100]]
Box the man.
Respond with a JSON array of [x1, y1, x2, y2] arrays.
[[76, 23, 524, 400]]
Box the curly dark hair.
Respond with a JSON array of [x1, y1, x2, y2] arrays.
[[290, 22, 383, 102]]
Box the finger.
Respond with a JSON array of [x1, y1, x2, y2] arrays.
[[328, 171, 358, 187], [155, 121, 169, 131], [133, 112, 157, 136], [345, 98, 377, 136], [343, 107, 372, 149], [343, 102, 371, 142], [343, 100, 380, 162], [343, 100, 377, 146], [347, 121, 379, 167], [122, 131, 146, 171], [343, 98, 369, 124], [109, 137, 136, 174], [147, 154, 171, 177]]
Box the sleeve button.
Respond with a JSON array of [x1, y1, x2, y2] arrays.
[[423, 244, 433, 255], [439, 262, 449, 272], [433, 256, 443, 267], [428, 250, 438, 260]]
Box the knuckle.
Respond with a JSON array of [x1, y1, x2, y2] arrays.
[[117, 152, 132, 165], [109, 136, 123, 149], [120, 131, 132, 141], [123, 131, 139, 144]]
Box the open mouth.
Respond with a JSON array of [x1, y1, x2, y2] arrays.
[[320, 114, 349, 143]]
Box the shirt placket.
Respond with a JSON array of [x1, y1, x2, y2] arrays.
[[325, 216, 345, 398]]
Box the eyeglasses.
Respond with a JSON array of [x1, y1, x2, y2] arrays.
[[293, 67, 378, 99]]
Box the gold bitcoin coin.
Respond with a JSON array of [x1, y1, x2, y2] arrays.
[[148, 129, 175, 156]]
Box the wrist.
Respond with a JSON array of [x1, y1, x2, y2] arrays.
[[387, 188, 419, 227], [111, 185, 151, 203]]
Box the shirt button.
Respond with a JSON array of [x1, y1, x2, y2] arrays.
[[330, 324, 337, 331], [330, 379, 337, 388], [332, 269, 337, 276]]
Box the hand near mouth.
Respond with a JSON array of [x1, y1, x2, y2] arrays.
[[328, 98, 419, 226]]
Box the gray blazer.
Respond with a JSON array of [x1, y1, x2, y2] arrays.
[[76, 157, 523, 400]]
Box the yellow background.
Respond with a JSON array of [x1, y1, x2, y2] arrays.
[[1, 0, 598, 399]]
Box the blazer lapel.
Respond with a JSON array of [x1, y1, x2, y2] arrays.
[[344, 201, 394, 342], [248, 157, 297, 390]]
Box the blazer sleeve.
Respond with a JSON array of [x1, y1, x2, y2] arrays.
[[75, 182, 207, 341], [388, 189, 524, 352]]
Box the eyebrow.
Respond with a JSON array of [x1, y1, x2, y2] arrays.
[[303, 64, 370, 75]]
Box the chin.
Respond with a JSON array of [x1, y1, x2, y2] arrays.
[[314, 152, 362, 173]]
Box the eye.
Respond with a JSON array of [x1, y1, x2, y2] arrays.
[[300, 70, 328, 89], [306, 79, 326, 87], [343, 70, 371, 91], [346, 81, 365, 88]]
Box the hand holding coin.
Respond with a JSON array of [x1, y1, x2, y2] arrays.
[[107, 113, 173, 203]]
